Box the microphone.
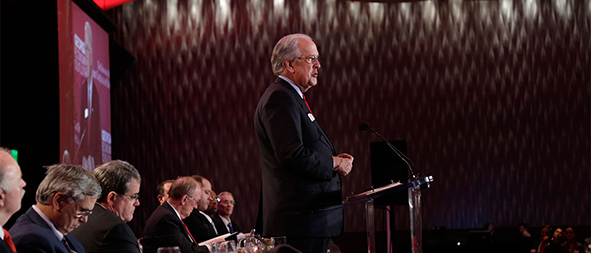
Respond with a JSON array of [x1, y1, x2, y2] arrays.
[[359, 122, 419, 180]]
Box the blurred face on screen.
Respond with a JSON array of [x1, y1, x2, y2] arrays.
[[84, 22, 93, 80]]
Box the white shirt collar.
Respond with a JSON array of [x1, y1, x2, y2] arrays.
[[32, 205, 65, 241], [218, 214, 231, 227], [200, 211, 218, 234], [0, 224, 4, 239], [278, 75, 303, 99], [165, 201, 183, 221]]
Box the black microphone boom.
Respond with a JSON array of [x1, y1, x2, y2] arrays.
[[359, 122, 420, 180]]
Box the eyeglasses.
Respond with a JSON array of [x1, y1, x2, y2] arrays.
[[119, 193, 140, 201], [298, 55, 320, 64], [212, 197, 221, 202], [220, 200, 236, 205], [74, 202, 93, 218], [186, 195, 198, 203]]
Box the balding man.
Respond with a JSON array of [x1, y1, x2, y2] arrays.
[[183, 175, 218, 243], [141, 177, 209, 253], [0, 148, 26, 252]]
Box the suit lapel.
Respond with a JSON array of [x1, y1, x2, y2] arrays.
[[26, 208, 77, 252], [163, 202, 194, 243], [275, 79, 337, 155]]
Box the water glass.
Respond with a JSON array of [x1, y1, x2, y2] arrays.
[[272, 236, 287, 246], [212, 240, 237, 253], [157, 246, 181, 253]]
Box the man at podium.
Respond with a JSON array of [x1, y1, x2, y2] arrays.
[[254, 33, 354, 253]]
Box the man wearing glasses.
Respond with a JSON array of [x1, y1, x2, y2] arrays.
[[212, 192, 243, 236], [254, 33, 354, 252], [9, 164, 101, 252], [71, 160, 142, 252]]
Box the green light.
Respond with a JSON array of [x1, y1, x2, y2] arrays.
[[11, 149, 18, 163]]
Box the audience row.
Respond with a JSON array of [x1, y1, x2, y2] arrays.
[[0, 148, 261, 253], [518, 223, 588, 253]]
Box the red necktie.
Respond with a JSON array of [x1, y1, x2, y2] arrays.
[[3, 228, 16, 252], [181, 220, 197, 244], [303, 95, 314, 116]]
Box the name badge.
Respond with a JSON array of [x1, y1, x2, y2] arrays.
[[307, 113, 315, 122]]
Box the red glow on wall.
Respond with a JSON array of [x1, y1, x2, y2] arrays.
[[93, 0, 134, 10]]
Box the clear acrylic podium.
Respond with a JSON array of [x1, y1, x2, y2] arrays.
[[343, 176, 433, 253]]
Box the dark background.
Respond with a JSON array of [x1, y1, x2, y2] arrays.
[[2, 0, 590, 251]]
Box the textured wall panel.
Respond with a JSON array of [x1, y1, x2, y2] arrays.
[[110, 0, 591, 235]]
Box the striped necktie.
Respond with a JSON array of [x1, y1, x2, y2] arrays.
[[62, 237, 76, 253]]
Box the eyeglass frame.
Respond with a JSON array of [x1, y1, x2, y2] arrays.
[[118, 193, 140, 202], [220, 199, 236, 205], [297, 55, 320, 64], [73, 201, 93, 218]]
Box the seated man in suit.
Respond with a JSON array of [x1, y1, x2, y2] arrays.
[[70, 160, 142, 252], [213, 192, 247, 242], [183, 175, 218, 243], [212, 192, 241, 234], [9, 164, 101, 252], [0, 148, 27, 252], [156, 179, 174, 205], [141, 176, 209, 253]]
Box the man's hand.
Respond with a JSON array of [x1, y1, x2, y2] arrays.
[[333, 153, 354, 176]]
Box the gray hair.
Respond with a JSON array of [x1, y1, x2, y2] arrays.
[[0, 147, 13, 192], [93, 160, 141, 202], [217, 191, 233, 198], [169, 176, 200, 200], [36, 164, 101, 205], [271, 33, 313, 76]]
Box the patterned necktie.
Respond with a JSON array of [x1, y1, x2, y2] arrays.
[[227, 222, 234, 233], [181, 220, 197, 244], [303, 95, 314, 116], [62, 237, 76, 253], [3, 228, 16, 252]]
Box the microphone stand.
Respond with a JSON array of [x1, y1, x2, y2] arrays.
[[359, 122, 429, 253], [359, 123, 420, 180]]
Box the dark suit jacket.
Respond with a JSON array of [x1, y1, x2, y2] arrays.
[[183, 211, 218, 243], [9, 207, 86, 253], [254, 77, 343, 237], [212, 215, 242, 234], [1, 238, 15, 253], [70, 203, 140, 253], [141, 202, 209, 253]]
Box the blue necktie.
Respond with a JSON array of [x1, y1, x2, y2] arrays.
[[227, 222, 235, 233]]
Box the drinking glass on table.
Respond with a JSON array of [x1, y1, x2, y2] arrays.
[[212, 240, 237, 253], [262, 237, 275, 250], [157, 246, 180, 253], [272, 236, 287, 246]]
